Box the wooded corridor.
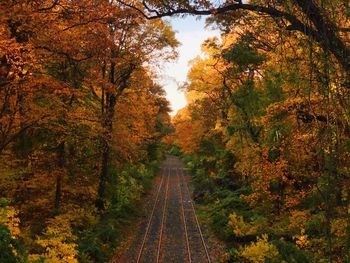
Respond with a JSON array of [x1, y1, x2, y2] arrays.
[[0, 0, 349, 262]]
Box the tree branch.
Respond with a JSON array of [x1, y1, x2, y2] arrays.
[[35, 46, 93, 62], [37, 0, 60, 12], [117, 1, 349, 73]]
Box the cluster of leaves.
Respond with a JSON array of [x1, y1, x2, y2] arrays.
[[0, 0, 177, 262], [174, 3, 350, 262], [0, 198, 25, 263], [76, 162, 160, 262]]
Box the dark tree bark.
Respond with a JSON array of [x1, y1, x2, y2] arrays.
[[101, 62, 106, 114], [96, 60, 116, 211], [96, 137, 110, 210], [95, 94, 116, 210], [54, 141, 65, 210]]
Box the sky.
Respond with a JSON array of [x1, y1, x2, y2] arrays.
[[158, 16, 219, 116]]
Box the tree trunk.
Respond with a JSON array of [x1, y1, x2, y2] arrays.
[[95, 58, 134, 210], [54, 141, 65, 210], [17, 86, 32, 160], [95, 99, 116, 210], [96, 138, 110, 210], [101, 62, 106, 114], [96, 61, 117, 211]]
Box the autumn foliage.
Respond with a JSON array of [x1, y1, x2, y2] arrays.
[[1, 0, 349, 262], [0, 0, 177, 262], [173, 1, 350, 261]]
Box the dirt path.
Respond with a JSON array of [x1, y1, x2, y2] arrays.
[[113, 156, 225, 263]]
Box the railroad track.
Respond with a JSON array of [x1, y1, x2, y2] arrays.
[[120, 156, 211, 263], [178, 167, 211, 263], [136, 167, 170, 263]]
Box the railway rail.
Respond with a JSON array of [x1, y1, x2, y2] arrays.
[[179, 168, 211, 263], [135, 168, 168, 263], [119, 157, 211, 263]]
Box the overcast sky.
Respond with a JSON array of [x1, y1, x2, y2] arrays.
[[158, 16, 219, 116]]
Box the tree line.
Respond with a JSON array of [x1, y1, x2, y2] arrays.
[[0, 1, 177, 262], [170, 0, 349, 262]]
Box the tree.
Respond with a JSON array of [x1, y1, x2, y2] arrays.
[[121, 0, 349, 77], [0, 1, 177, 260], [93, 5, 178, 210], [174, 8, 350, 260]]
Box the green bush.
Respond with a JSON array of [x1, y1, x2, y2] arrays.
[[272, 239, 311, 263], [77, 161, 160, 262], [0, 224, 25, 263]]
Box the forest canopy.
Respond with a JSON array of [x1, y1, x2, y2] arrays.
[[170, 0, 350, 261], [1, 0, 349, 262], [0, 0, 177, 261]]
